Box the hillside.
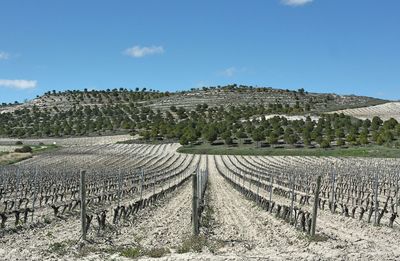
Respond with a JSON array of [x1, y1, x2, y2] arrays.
[[0, 85, 387, 115], [0, 85, 397, 152], [332, 102, 400, 122]]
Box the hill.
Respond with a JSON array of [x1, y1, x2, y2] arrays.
[[1, 85, 398, 153], [331, 102, 400, 122], [0, 85, 386, 115]]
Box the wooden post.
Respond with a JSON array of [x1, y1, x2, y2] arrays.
[[140, 169, 144, 200], [80, 170, 87, 241], [118, 169, 122, 207], [192, 172, 199, 236], [153, 173, 156, 195], [31, 167, 38, 222], [374, 172, 379, 226], [15, 167, 20, 208], [249, 171, 252, 191], [311, 175, 322, 237], [396, 178, 399, 214], [290, 175, 295, 222], [270, 176, 273, 203], [331, 164, 336, 214]]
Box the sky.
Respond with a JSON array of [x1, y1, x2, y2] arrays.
[[1, 0, 400, 103]]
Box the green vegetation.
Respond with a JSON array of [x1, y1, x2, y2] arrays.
[[47, 241, 74, 256], [178, 144, 400, 158], [0, 86, 386, 139], [0, 144, 60, 166], [177, 236, 208, 253], [144, 247, 170, 258], [2, 86, 399, 156], [15, 145, 32, 153], [120, 247, 142, 258], [117, 245, 170, 258]]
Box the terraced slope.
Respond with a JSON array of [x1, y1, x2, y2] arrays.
[[332, 102, 400, 121], [0, 87, 387, 115]]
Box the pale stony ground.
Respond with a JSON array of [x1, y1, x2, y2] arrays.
[[1, 147, 400, 260], [332, 102, 400, 121], [0, 135, 133, 147], [0, 146, 20, 153], [0, 152, 31, 165]]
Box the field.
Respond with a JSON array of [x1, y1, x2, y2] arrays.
[[178, 143, 400, 158], [0, 136, 399, 260], [333, 102, 400, 121]]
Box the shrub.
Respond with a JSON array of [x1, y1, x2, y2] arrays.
[[120, 247, 142, 258], [145, 248, 170, 258], [15, 145, 32, 153], [320, 140, 331, 149]]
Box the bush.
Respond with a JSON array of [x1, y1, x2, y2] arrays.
[[15, 145, 32, 153], [320, 140, 331, 149], [120, 247, 141, 258], [336, 138, 345, 146], [145, 247, 170, 258]]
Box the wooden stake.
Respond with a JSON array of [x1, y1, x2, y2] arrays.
[[374, 171, 379, 226], [80, 170, 87, 241], [290, 175, 295, 222], [270, 176, 273, 203], [331, 164, 336, 214], [311, 175, 322, 237], [140, 169, 144, 200], [192, 172, 199, 236]]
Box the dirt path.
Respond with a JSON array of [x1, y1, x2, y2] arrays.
[[206, 155, 312, 260], [130, 179, 192, 250]]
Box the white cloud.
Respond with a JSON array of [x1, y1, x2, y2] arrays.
[[0, 79, 37, 90], [221, 67, 238, 77], [123, 45, 164, 58], [281, 0, 313, 6], [0, 51, 10, 60], [220, 67, 248, 77]]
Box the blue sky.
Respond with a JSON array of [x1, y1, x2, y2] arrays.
[[1, 0, 400, 103]]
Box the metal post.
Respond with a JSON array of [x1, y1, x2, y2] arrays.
[[311, 175, 322, 237], [80, 170, 87, 240]]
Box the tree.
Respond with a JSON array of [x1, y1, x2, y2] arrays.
[[236, 129, 248, 144], [224, 137, 233, 145], [252, 128, 265, 147], [336, 138, 345, 146], [221, 130, 232, 144], [204, 126, 218, 143], [371, 116, 383, 131], [320, 139, 330, 148], [268, 132, 279, 144], [179, 135, 189, 145], [359, 133, 369, 145]]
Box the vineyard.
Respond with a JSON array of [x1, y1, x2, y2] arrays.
[[0, 141, 400, 260], [333, 102, 400, 122]]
